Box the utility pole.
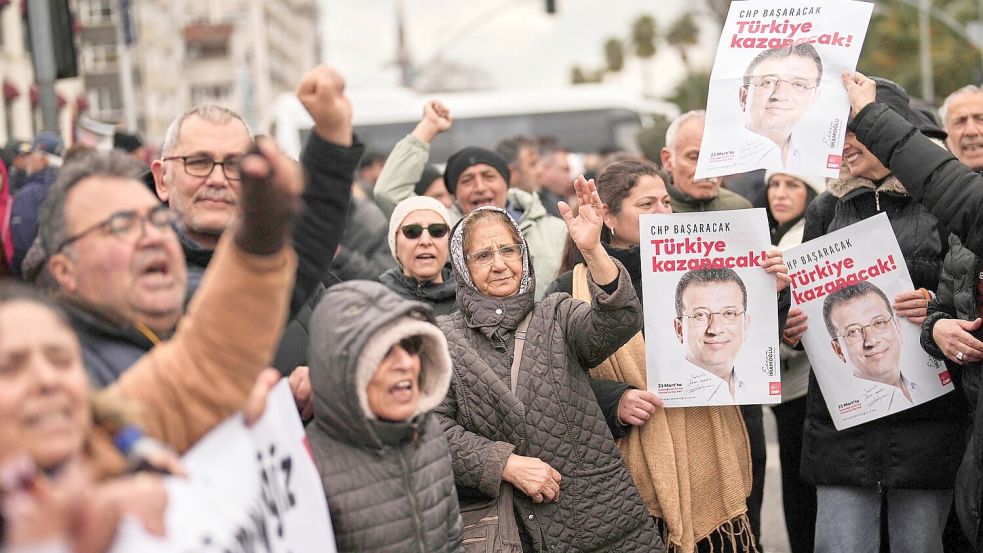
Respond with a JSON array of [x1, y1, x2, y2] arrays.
[[26, 0, 60, 133], [918, 0, 935, 102], [116, 0, 138, 131]]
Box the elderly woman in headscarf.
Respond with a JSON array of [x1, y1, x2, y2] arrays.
[[434, 176, 662, 552]]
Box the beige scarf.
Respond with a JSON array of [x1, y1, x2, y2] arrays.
[[574, 264, 756, 552]]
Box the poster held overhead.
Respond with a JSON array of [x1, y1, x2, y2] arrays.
[[695, 0, 873, 180], [640, 208, 780, 407], [786, 213, 954, 430]]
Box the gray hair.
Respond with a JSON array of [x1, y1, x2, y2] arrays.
[[665, 110, 706, 152], [674, 267, 747, 317], [160, 104, 253, 156], [821, 280, 893, 339], [39, 150, 148, 256], [939, 85, 983, 130]]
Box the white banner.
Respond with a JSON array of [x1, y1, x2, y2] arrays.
[[786, 214, 954, 430], [640, 209, 780, 407], [110, 380, 336, 552], [695, 0, 873, 179]]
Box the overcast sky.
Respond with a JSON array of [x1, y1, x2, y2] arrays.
[[319, 0, 722, 97]]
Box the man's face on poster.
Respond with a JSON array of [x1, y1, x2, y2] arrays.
[[829, 293, 903, 384], [739, 54, 821, 142], [674, 282, 748, 375]]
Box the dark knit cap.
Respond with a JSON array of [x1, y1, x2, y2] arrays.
[[414, 164, 443, 196], [443, 147, 510, 195], [870, 77, 947, 142]]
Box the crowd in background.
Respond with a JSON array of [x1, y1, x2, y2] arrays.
[[3, 53, 983, 553]]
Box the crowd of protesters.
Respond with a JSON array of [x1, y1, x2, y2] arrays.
[[4, 46, 983, 553]]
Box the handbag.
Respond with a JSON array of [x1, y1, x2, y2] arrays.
[[460, 312, 531, 552]]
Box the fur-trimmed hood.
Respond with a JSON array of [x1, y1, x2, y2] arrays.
[[306, 280, 452, 451], [826, 173, 908, 199]]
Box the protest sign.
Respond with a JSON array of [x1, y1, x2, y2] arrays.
[[786, 213, 953, 430], [695, 0, 873, 179], [640, 208, 780, 407], [110, 380, 336, 553]]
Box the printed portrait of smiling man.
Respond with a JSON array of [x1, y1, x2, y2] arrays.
[[674, 268, 750, 404], [737, 43, 823, 172], [823, 281, 919, 410]]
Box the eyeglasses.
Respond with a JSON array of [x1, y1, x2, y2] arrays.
[[835, 317, 896, 345], [400, 223, 449, 240], [388, 335, 423, 356], [677, 309, 746, 327], [744, 75, 819, 93], [55, 205, 178, 253], [465, 244, 525, 267], [161, 155, 242, 180]]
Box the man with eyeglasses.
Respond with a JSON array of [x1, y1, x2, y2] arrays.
[[737, 43, 823, 173], [823, 281, 920, 411], [38, 66, 363, 385], [673, 268, 751, 404]]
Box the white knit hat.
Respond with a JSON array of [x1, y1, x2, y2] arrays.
[[764, 170, 827, 195], [387, 196, 452, 265]]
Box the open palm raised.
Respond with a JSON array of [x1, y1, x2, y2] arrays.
[[558, 175, 604, 254]]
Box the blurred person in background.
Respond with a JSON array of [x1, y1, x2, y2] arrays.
[[764, 170, 825, 553], [495, 135, 543, 195], [10, 133, 64, 278], [538, 139, 575, 218]]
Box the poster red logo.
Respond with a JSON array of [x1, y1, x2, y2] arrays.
[[769, 382, 782, 396], [939, 371, 952, 386], [827, 155, 842, 169]]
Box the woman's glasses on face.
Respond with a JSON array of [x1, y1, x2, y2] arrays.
[[400, 223, 449, 240]]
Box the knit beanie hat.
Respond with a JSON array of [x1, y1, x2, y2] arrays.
[[763, 170, 827, 195], [414, 164, 443, 196], [387, 196, 452, 265], [443, 147, 510, 195]]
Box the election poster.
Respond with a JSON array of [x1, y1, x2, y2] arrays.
[[640, 209, 780, 407], [785, 214, 953, 430], [695, 0, 873, 180], [110, 381, 337, 553]]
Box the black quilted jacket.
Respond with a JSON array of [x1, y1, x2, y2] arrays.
[[435, 250, 662, 552]]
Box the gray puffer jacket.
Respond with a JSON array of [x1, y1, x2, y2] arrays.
[[306, 280, 463, 553], [435, 207, 662, 552]]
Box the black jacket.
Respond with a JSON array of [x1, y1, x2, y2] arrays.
[[378, 265, 458, 316], [922, 235, 983, 412], [59, 296, 157, 388], [800, 174, 968, 489]]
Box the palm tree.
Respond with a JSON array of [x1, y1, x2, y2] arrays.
[[631, 15, 658, 97], [665, 12, 700, 71], [604, 37, 625, 73]]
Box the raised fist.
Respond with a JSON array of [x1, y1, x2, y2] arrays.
[[296, 65, 353, 146]]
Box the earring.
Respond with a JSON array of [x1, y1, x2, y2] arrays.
[[610, 227, 616, 238]]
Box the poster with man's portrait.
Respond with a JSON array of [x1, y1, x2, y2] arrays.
[[640, 209, 780, 407], [695, 0, 873, 180], [785, 214, 954, 430]]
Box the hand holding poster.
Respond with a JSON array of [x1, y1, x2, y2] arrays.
[[785, 214, 953, 430], [695, 0, 873, 180], [110, 381, 337, 553], [640, 209, 780, 407]]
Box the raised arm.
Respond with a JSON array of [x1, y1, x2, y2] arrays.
[[373, 101, 452, 218], [115, 140, 302, 453], [292, 65, 364, 317]]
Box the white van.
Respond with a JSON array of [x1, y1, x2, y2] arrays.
[[268, 84, 680, 162]]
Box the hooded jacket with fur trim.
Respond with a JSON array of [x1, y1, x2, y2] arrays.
[[305, 280, 462, 553]]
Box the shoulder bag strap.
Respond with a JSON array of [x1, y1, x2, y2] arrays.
[[510, 312, 533, 394]]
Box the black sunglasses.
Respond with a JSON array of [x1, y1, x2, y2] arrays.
[[400, 223, 449, 240], [389, 335, 424, 356]]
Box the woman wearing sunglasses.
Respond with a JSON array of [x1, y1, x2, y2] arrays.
[[381, 196, 458, 315]]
